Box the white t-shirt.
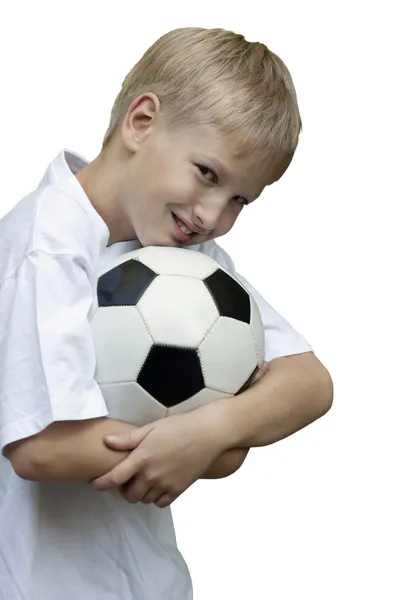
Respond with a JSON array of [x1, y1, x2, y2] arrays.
[[0, 150, 312, 600]]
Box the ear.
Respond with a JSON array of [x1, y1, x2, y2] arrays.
[[121, 93, 161, 151]]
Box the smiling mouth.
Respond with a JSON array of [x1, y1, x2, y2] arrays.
[[171, 213, 196, 242]]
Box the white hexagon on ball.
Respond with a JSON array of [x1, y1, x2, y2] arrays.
[[199, 317, 259, 395], [135, 245, 218, 279], [101, 381, 167, 426], [250, 294, 265, 362], [90, 305, 153, 384], [167, 387, 232, 417], [137, 275, 219, 347]]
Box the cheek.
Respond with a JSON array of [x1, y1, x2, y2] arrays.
[[164, 175, 199, 206], [217, 205, 242, 234]]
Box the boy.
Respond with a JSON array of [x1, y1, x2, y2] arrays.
[[0, 27, 333, 600]]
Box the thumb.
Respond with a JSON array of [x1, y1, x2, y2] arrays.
[[105, 426, 150, 450], [251, 361, 269, 385]]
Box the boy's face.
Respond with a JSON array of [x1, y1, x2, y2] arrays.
[[97, 96, 274, 247], [122, 128, 266, 247]]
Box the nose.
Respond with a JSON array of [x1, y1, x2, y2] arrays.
[[192, 196, 226, 233]]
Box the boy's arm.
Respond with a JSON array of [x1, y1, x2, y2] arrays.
[[5, 417, 248, 483], [5, 364, 268, 484], [201, 447, 250, 479], [5, 417, 134, 483]]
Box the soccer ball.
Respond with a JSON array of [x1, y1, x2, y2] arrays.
[[89, 246, 265, 426]]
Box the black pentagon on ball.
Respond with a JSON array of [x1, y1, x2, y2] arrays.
[[203, 268, 251, 324], [138, 345, 205, 407], [97, 259, 157, 307]]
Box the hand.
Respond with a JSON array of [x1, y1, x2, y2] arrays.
[[91, 405, 230, 508], [91, 360, 269, 507]]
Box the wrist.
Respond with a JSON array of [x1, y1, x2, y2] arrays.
[[197, 396, 244, 452]]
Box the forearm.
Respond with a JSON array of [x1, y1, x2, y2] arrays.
[[6, 417, 136, 483], [7, 415, 249, 484], [209, 352, 334, 450]]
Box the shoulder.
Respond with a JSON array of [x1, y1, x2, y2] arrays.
[[34, 180, 102, 264], [0, 178, 104, 285]]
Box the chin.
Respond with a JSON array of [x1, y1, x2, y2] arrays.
[[138, 234, 179, 249], [186, 234, 212, 247], [184, 238, 201, 247]]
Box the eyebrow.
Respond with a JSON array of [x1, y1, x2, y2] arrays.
[[196, 154, 232, 177]]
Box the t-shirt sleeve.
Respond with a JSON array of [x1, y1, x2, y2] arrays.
[[0, 250, 109, 454], [207, 242, 313, 362]]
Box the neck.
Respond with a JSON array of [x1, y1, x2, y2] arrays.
[[76, 149, 137, 245]]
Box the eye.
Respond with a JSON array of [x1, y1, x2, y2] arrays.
[[196, 164, 218, 185], [232, 195, 249, 206], [196, 164, 249, 205]]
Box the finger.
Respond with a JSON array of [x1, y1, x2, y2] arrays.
[[91, 453, 141, 490], [259, 360, 269, 375], [140, 486, 165, 505], [154, 493, 176, 508], [251, 361, 269, 385], [104, 427, 151, 450], [119, 478, 152, 504]]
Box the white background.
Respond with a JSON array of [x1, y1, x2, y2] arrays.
[[0, 1, 399, 598]]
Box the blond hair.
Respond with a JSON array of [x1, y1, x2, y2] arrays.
[[102, 27, 302, 182]]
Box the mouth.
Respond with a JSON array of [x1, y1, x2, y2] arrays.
[[171, 213, 197, 242]]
